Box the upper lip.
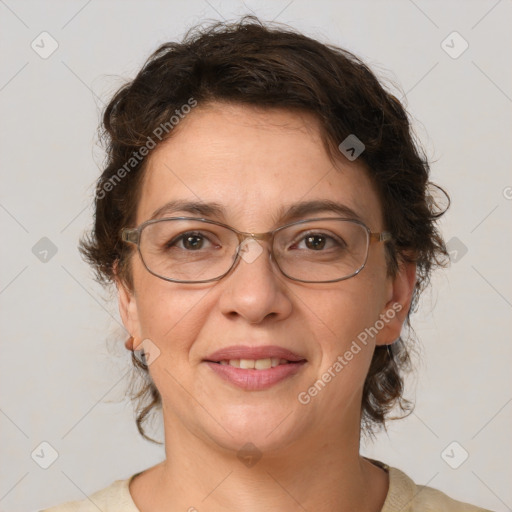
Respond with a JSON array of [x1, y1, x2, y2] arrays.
[[205, 345, 306, 362]]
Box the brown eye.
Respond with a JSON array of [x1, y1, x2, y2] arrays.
[[304, 235, 326, 250], [182, 234, 204, 250], [165, 232, 211, 251]]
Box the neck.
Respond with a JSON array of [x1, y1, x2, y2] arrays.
[[130, 412, 388, 512]]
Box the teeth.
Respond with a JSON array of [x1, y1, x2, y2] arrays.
[[218, 358, 290, 369], [254, 358, 272, 370]]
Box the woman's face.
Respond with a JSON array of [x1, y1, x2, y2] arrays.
[[118, 103, 413, 454]]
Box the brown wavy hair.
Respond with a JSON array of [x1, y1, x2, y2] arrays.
[[79, 16, 449, 443]]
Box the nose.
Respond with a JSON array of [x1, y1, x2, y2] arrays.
[[217, 239, 293, 324]]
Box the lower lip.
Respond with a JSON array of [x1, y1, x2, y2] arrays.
[[204, 361, 306, 391]]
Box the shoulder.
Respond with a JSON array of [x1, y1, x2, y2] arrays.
[[383, 465, 494, 512], [39, 477, 139, 512]]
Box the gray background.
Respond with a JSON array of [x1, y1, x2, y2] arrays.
[[1, 1, 511, 511]]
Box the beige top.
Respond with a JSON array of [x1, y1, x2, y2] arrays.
[[40, 463, 493, 512]]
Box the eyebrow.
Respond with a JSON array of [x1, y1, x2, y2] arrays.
[[148, 199, 227, 221], [277, 200, 363, 224], [148, 199, 363, 224]]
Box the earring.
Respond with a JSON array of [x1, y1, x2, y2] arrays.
[[133, 346, 148, 367], [124, 335, 135, 350], [126, 336, 148, 368]]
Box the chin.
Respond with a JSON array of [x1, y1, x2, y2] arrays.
[[199, 403, 311, 455]]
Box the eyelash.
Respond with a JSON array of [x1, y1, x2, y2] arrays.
[[165, 231, 345, 251]]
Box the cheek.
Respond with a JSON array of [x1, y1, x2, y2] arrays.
[[304, 277, 385, 344], [297, 285, 384, 409], [300, 278, 386, 370], [134, 281, 214, 408], [132, 262, 208, 356]]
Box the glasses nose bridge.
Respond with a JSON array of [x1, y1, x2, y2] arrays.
[[233, 230, 277, 266], [236, 229, 274, 245]]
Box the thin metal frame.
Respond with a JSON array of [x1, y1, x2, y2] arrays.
[[121, 216, 392, 284]]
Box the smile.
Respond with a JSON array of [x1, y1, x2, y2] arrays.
[[217, 358, 291, 369]]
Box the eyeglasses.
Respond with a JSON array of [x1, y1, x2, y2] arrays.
[[121, 217, 392, 284]]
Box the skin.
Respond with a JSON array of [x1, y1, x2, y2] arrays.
[[117, 102, 416, 512]]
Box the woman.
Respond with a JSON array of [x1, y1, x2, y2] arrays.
[[42, 16, 491, 512]]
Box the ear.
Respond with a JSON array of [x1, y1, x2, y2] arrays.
[[375, 259, 417, 346], [114, 263, 142, 350]]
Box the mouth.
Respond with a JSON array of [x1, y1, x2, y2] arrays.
[[204, 344, 306, 364], [209, 357, 300, 369], [203, 345, 307, 391]]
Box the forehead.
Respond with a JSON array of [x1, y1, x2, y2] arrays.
[[137, 103, 383, 230]]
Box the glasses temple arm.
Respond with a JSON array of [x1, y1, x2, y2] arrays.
[[121, 228, 140, 244], [369, 232, 392, 243]]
